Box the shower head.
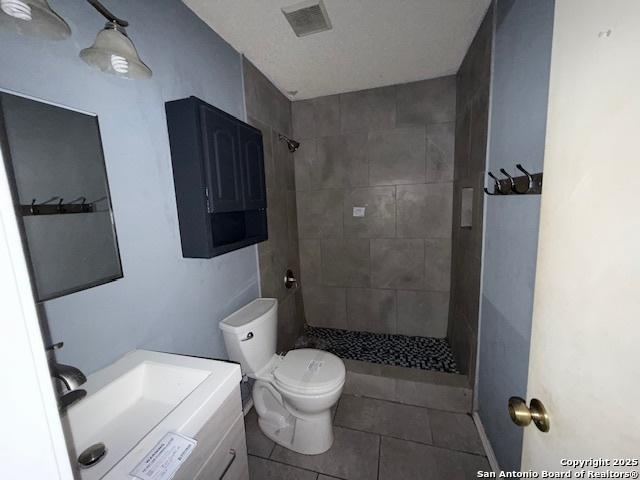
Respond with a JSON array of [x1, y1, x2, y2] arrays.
[[278, 134, 300, 153]]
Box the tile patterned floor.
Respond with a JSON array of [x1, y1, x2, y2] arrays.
[[245, 394, 489, 480], [298, 327, 459, 373]]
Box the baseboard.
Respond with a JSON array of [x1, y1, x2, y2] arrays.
[[473, 411, 500, 473]]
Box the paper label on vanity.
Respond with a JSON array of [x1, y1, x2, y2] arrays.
[[130, 432, 197, 480]]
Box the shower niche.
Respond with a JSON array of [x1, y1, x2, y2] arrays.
[[166, 96, 267, 258]]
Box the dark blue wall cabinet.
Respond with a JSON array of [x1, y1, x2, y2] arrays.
[[166, 96, 267, 258]]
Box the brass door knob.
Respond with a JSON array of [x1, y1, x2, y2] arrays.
[[508, 396, 550, 432]]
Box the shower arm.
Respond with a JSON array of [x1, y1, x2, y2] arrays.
[[86, 0, 129, 27]]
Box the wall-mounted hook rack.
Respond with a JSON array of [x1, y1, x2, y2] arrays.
[[484, 164, 543, 196], [20, 197, 95, 216]]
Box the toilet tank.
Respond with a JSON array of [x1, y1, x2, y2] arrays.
[[219, 298, 277, 376]]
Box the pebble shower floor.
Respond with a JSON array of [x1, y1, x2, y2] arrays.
[[298, 326, 460, 374]]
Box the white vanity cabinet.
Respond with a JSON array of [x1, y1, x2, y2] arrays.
[[62, 351, 249, 480], [174, 386, 249, 480]]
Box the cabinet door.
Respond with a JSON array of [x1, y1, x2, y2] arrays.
[[199, 105, 244, 213], [193, 415, 249, 480], [238, 124, 266, 210]]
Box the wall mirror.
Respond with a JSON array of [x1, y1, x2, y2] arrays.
[[0, 92, 122, 301]]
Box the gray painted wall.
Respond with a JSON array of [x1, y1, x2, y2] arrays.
[[0, 0, 259, 374], [478, 0, 554, 470], [291, 78, 456, 338]]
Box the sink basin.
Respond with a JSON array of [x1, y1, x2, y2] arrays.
[[60, 350, 241, 480]]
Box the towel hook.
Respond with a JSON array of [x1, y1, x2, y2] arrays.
[[484, 171, 503, 195], [499, 168, 519, 194], [514, 164, 534, 194]]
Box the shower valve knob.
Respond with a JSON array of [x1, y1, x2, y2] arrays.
[[284, 269, 297, 289]]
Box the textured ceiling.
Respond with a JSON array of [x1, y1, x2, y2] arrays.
[[183, 0, 492, 100]]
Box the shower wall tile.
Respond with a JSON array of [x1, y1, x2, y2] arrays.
[[258, 192, 292, 306], [396, 183, 453, 239], [424, 238, 452, 292], [292, 100, 315, 140], [294, 289, 306, 329], [248, 116, 274, 188], [457, 4, 493, 110], [258, 245, 282, 300], [292, 95, 341, 139], [454, 110, 471, 181], [321, 238, 370, 287], [396, 75, 457, 126], [315, 134, 368, 188], [343, 186, 396, 238], [448, 5, 493, 378], [297, 189, 344, 238], [244, 59, 291, 136], [245, 58, 303, 350], [368, 126, 427, 185], [347, 288, 397, 334], [303, 285, 347, 329], [313, 95, 341, 137], [266, 188, 289, 249], [448, 304, 474, 376], [293, 138, 316, 191], [426, 122, 455, 183], [299, 239, 322, 286], [292, 74, 457, 336], [469, 93, 491, 175], [371, 239, 425, 290], [340, 86, 396, 133], [286, 190, 299, 260], [397, 290, 449, 338], [394, 376, 472, 412], [278, 294, 298, 351], [272, 130, 295, 191]]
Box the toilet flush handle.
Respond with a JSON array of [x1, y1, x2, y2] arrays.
[[241, 332, 254, 342]]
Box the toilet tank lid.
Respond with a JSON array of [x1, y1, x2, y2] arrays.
[[219, 298, 277, 333]]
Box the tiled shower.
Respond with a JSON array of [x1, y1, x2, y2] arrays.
[[244, 4, 492, 381], [293, 77, 455, 338], [291, 76, 459, 373]]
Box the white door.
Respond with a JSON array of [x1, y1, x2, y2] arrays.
[[0, 144, 74, 477], [522, 0, 640, 471]]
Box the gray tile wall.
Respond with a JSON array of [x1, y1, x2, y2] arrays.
[[292, 76, 456, 338], [447, 6, 494, 377], [243, 58, 304, 350]]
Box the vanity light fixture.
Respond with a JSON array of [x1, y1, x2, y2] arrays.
[[0, 0, 70, 40], [79, 0, 151, 79]]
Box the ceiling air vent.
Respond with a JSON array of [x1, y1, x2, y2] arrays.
[[282, 0, 332, 37]]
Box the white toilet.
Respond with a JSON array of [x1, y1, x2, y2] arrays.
[[220, 298, 345, 455]]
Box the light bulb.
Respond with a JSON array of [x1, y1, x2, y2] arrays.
[[110, 54, 129, 74], [1, 0, 32, 21]]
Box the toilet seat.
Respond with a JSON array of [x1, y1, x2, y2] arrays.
[[274, 349, 345, 395]]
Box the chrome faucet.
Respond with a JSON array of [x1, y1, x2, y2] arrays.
[[46, 342, 87, 410]]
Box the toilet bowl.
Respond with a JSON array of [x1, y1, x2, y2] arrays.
[[219, 298, 345, 455]]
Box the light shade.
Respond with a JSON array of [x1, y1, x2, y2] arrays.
[[80, 23, 152, 79], [0, 0, 70, 40]]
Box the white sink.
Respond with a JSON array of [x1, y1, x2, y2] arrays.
[[60, 350, 241, 480]]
